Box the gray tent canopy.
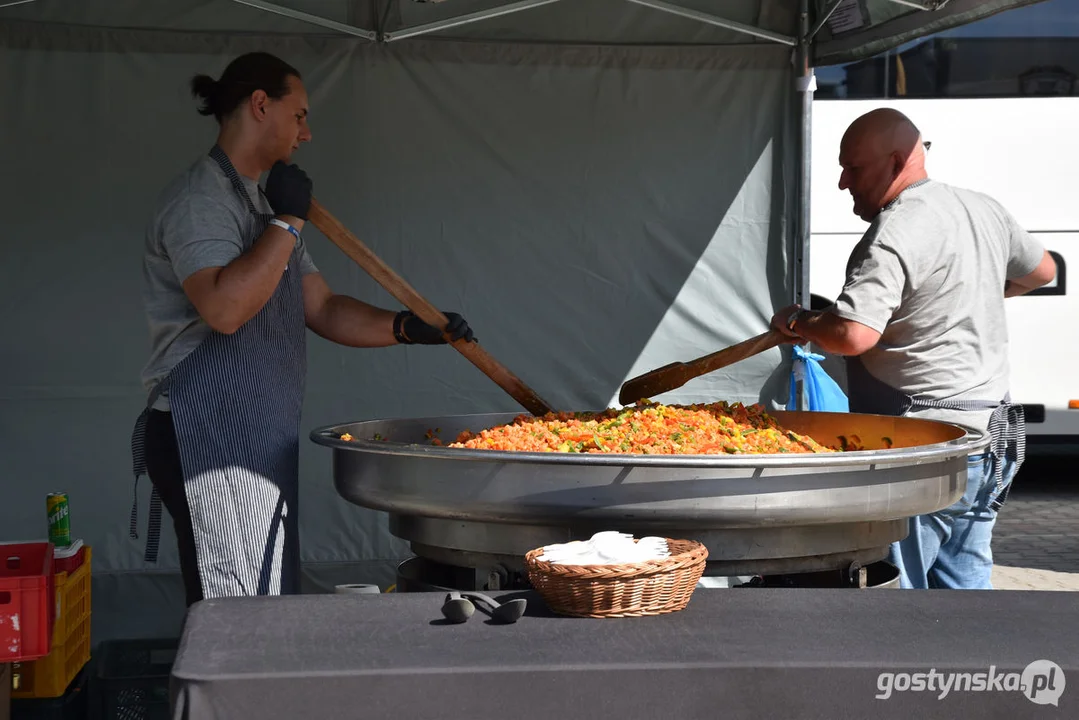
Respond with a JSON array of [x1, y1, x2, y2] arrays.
[[0, 0, 1043, 646], [0, 0, 1044, 61]]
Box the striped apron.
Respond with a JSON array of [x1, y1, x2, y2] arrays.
[[130, 145, 307, 598], [845, 356, 1025, 511]]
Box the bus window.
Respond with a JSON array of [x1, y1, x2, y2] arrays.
[[816, 0, 1079, 99]]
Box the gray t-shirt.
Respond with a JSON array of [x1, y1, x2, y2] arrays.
[[140, 155, 319, 410], [830, 179, 1045, 433]]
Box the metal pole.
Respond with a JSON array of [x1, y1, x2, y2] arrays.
[[884, 51, 890, 98], [794, 0, 815, 411], [229, 0, 378, 40], [384, 0, 563, 42], [0, 0, 37, 8], [795, 0, 813, 314], [808, 0, 846, 41], [883, 0, 935, 10], [625, 0, 797, 45]]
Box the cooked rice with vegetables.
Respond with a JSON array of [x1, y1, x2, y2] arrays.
[[447, 400, 835, 455]]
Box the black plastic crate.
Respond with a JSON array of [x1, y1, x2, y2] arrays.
[[94, 639, 178, 720], [11, 668, 88, 720]]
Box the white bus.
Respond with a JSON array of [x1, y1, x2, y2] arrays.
[[808, 0, 1079, 449]]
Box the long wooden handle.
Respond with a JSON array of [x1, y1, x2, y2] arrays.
[[307, 198, 554, 417], [617, 329, 786, 406]]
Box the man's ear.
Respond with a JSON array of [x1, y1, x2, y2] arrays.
[[250, 89, 269, 120], [891, 151, 904, 177]]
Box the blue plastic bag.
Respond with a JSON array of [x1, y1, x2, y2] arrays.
[[788, 344, 849, 412]]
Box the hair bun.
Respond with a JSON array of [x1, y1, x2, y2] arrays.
[[189, 54, 301, 123], [190, 74, 219, 117]]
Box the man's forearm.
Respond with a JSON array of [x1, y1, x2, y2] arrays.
[[792, 312, 852, 355], [1005, 279, 1038, 298], [309, 294, 398, 347], [790, 310, 880, 356]]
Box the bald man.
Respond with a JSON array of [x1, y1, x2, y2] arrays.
[[771, 108, 1056, 590]]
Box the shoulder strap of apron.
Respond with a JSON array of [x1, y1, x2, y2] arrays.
[[129, 147, 266, 562], [209, 145, 261, 213]]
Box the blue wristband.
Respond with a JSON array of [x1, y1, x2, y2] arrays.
[[269, 217, 301, 243]]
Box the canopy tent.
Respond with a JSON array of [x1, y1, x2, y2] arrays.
[[0, 0, 1043, 645], [0, 0, 1045, 62]]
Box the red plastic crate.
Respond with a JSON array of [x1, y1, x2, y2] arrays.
[[0, 541, 55, 662], [12, 546, 93, 699]]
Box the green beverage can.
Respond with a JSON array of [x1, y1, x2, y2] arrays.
[[46, 492, 71, 547]]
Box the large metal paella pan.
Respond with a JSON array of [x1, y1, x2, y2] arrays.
[[310, 409, 989, 576]]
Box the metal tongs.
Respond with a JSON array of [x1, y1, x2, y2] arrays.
[[441, 591, 527, 624]]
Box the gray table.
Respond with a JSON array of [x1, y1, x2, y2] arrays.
[[171, 588, 1077, 719]]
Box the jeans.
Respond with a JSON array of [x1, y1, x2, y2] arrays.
[[888, 452, 1019, 589]]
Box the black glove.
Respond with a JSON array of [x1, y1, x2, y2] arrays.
[[394, 310, 475, 345], [265, 161, 313, 220]]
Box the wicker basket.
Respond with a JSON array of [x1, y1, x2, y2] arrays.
[[524, 538, 708, 618]]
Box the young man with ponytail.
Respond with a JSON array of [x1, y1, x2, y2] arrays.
[[131, 52, 475, 606]]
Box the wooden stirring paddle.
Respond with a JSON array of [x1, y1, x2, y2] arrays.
[[617, 329, 787, 406], [307, 198, 554, 417]]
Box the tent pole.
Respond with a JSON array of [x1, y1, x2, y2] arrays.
[[809, 0, 846, 40], [795, 0, 813, 313], [884, 0, 938, 10], [794, 0, 815, 411], [229, 0, 378, 39], [625, 0, 796, 45], [384, 0, 563, 42]]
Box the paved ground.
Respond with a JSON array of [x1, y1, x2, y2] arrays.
[[990, 455, 1079, 590]]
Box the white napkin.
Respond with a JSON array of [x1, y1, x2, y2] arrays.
[[536, 531, 670, 565]]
